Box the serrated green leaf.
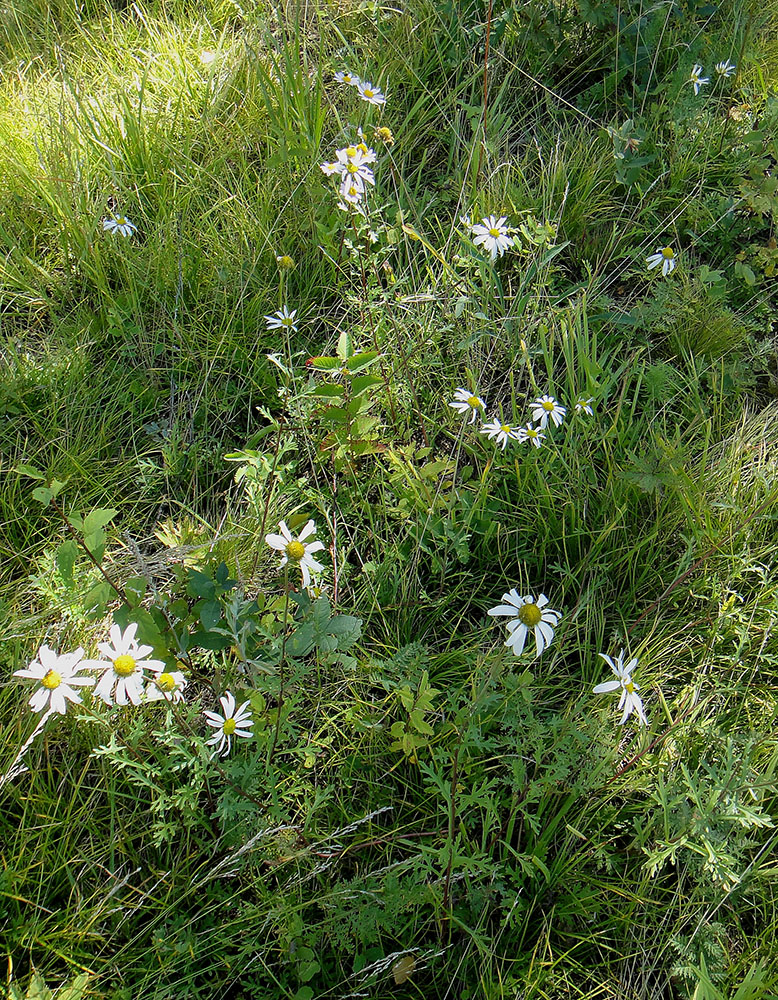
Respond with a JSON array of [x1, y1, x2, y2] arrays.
[[32, 487, 53, 504], [311, 383, 345, 399], [15, 463, 46, 480]]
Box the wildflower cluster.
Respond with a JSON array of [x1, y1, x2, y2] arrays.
[[449, 385, 593, 452], [321, 134, 379, 212]]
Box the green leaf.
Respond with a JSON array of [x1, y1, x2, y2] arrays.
[[57, 974, 90, 1000], [83, 532, 106, 563], [124, 576, 147, 606], [306, 356, 341, 371], [15, 463, 46, 480], [32, 487, 54, 505], [345, 350, 380, 372], [351, 374, 383, 398], [55, 540, 79, 586], [336, 329, 353, 360], [187, 569, 215, 600], [310, 383, 345, 399], [83, 581, 113, 619], [83, 508, 118, 534], [199, 599, 222, 631], [190, 629, 232, 651]]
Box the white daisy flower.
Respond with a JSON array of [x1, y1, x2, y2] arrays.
[[13, 645, 95, 715], [449, 387, 486, 424], [714, 59, 736, 78], [337, 175, 366, 204], [575, 397, 594, 416], [487, 590, 561, 658], [145, 668, 187, 704], [204, 691, 253, 757], [265, 519, 326, 588], [530, 394, 566, 429], [516, 423, 545, 448], [334, 70, 360, 86], [357, 80, 386, 105], [264, 307, 298, 332], [592, 650, 648, 726], [320, 160, 342, 176], [689, 64, 710, 95], [103, 213, 137, 237], [336, 148, 375, 189], [646, 246, 676, 276], [471, 215, 512, 261], [87, 623, 165, 707], [480, 418, 521, 450]]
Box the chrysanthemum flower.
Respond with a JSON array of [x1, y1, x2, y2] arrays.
[[334, 70, 360, 86], [265, 519, 326, 588], [103, 213, 137, 237], [204, 691, 253, 757], [480, 418, 521, 450], [335, 148, 375, 190], [357, 80, 386, 105], [487, 590, 561, 657], [339, 180, 364, 205], [264, 307, 298, 332], [145, 668, 187, 704], [689, 64, 710, 95], [714, 59, 736, 78], [449, 387, 486, 423], [471, 215, 512, 261], [575, 397, 594, 416], [647, 246, 676, 276], [592, 650, 648, 726], [516, 423, 545, 448], [89, 623, 165, 707], [530, 394, 566, 429], [13, 645, 95, 715]]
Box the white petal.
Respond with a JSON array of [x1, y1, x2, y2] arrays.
[[505, 624, 527, 655], [94, 672, 115, 704], [29, 688, 50, 712], [593, 680, 621, 694], [298, 520, 316, 541], [265, 534, 287, 551]]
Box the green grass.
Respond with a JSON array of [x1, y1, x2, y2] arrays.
[[2, 0, 778, 997]]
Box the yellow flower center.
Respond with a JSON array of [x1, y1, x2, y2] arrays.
[[357, 143, 368, 154], [277, 255, 295, 269], [542, 400, 555, 411], [364, 89, 374, 98], [114, 654, 137, 677], [500, 424, 510, 433], [526, 428, 538, 438], [625, 681, 635, 693], [346, 162, 359, 174], [117, 216, 127, 225], [286, 540, 306, 561], [518, 603, 542, 627], [157, 672, 176, 691], [223, 718, 237, 735], [348, 186, 359, 197], [375, 126, 394, 144], [467, 395, 481, 409], [42, 669, 62, 689], [489, 227, 501, 237], [661, 247, 674, 259]]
